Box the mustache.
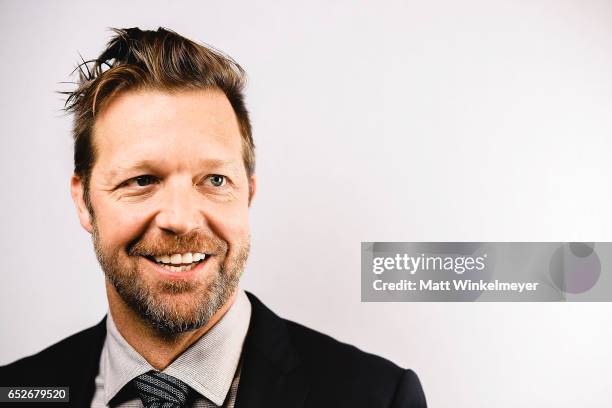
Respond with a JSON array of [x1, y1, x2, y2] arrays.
[[128, 230, 227, 257]]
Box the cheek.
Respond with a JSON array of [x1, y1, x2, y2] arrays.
[[92, 199, 150, 249], [208, 204, 251, 245]]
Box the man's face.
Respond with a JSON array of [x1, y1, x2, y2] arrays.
[[71, 88, 255, 335]]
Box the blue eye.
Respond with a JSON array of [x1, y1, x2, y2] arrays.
[[209, 175, 225, 187]]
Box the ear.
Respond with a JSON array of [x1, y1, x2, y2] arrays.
[[248, 174, 257, 207], [71, 174, 94, 233]]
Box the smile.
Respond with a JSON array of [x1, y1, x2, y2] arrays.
[[144, 252, 209, 273]]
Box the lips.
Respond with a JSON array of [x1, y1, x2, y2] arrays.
[[153, 252, 207, 265], [141, 254, 211, 278], [151, 258, 203, 272], [147, 253, 207, 272]]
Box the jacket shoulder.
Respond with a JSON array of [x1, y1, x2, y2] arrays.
[[0, 318, 106, 386], [283, 318, 424, 406], [284, 318, 403, 375]]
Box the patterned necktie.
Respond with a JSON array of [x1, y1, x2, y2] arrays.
[[132, 371, 192, 408]]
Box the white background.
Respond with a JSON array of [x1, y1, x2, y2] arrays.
[[1, 1, 612, 407]]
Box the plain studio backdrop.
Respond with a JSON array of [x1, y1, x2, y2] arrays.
[[1, 1, 611, 407]]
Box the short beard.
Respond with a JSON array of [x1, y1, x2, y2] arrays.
[[92, 221, 249, 338]]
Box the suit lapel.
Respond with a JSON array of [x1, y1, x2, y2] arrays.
[[235, 292, 310, 408], [68, 316, 107, 407]]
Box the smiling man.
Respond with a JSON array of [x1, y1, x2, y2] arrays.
[[0, 28, 426, 407]]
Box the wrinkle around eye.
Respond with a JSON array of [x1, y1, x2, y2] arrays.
[[111, 180, 159, 201], [113, 188, 157, 203], [196, 181, 237, 202]]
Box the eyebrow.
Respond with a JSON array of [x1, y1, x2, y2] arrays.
[[105, 158, 243, 181]]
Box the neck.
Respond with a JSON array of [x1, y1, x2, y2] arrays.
[[105, 279, 237, 370]]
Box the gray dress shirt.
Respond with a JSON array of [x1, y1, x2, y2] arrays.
[[91, 289, 252, 408]]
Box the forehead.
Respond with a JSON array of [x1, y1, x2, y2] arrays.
[[91, 88, 243, 175]]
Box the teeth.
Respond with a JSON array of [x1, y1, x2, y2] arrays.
[[157, 263, 198, 272], [153, 252, 206, 265]]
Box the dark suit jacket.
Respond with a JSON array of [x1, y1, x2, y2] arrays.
[[0, 292, 426, 407]]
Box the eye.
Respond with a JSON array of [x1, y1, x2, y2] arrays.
[[122, 175, 157, 188], [135, 175, 156, 187], [209, 175, 226, 187]]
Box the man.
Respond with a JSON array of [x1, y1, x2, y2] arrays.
[[0, 28, 426, 407]]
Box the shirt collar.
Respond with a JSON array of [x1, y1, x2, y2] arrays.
[[102, 289, 251, 406]]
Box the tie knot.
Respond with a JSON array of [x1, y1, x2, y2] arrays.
[[132, 371, 192, 408]]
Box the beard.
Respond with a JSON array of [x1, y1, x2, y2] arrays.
[[92, 222, 249, 337]]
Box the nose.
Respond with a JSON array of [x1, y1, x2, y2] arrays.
[[154, 179, 204, 236]]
